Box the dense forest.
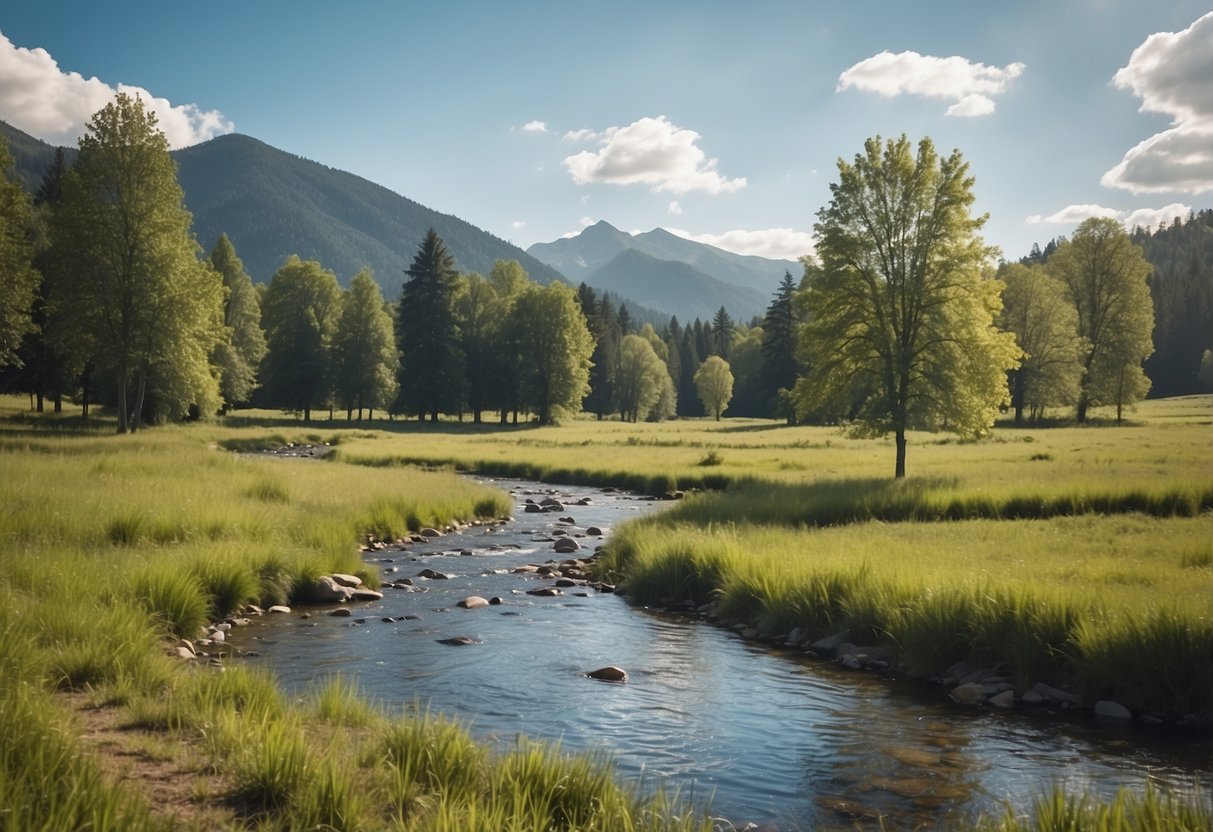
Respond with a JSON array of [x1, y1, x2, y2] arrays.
[[1, 100, 1210, 434]]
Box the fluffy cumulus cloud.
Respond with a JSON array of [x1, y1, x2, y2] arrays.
[[0, 32, 232, 149], [563, 116, 746, 194], [666, 227, 815, 261], [667, 200, 682, 215], [521, 120, 548, 133], [1102, 12, 1213, 194], [1026, 202, 1190, 231], [837, 50, 1024, 117]]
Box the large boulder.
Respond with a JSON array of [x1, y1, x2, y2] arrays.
[[300, 575, 353, 604], [458, 596, 490, 609], [330, 573, 363, 588]]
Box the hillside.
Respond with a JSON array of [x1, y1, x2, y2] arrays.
[[587, 248, 770, 322], [527, 220, 798, 300], [0, 121, 565, 293]]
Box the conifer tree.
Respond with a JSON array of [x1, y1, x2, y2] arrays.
[[395, 229, 462, 421], [760, 270, 803, 422], [332, 269, 398, 420]]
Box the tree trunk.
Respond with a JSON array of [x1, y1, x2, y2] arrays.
[[130, 367, 148, 433], [35, 391, 44, 413], [1076, 396, 1089, 423], [116, 369, 129, 433], [894, 429, 907, 479], [53, 394, 62, 413], [304, 405, 311, 423]]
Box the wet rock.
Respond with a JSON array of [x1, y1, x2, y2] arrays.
[[586, 526, 604, 536], [458, 596, 489, 609], [1030, 682, 1081, 706], [524, 503, 543, 513], [300, 576, 352, 604], [417, 568, 451, 580], [554, 538, 581, 554], [554, 578, 580, 588], [330, 573, 363, 588], [586, 666, 628, 682], [808, 632, 849, 655], [329, 608, 352, 617], [437, 635, 478, 646], [512, 565, 539, 574], [349, 588, 384, 602], [988, 690, 1015, 709], [488, 597, 503, 605], [1095, 700, 1131, 720], [419, 527, 442, 538], [949, 682, 986, 706], [173, 645, 196, 660], [1020, 690, 1045, 705], [527, 587, 564, 597]]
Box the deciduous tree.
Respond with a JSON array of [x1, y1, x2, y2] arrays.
[[510, 280, 593, 424], [616, 334, 670, 423], [207, 234, 266, 409], [0, 137, 39, 369], [997, 262, 1084, 423], [260, 255, 341, 422], [694, 354, 734, 420], [332, 269, 398, 420], [1048, 217, 1154, 422], [795, 135, 1020, 478], [50, 94, 225, 431]]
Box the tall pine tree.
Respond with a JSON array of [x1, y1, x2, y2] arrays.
[[395, 229, 462, 421]]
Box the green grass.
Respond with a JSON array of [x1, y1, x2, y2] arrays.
[[3, 393, 1212, 829]]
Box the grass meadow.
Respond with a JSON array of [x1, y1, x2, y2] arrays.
[[1, 392, 1211, 829]]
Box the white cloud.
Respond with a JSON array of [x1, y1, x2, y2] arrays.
[[666, 227, 815, 260], [1121, 203, 1191, 231], [521, 120, 548, 133], [0, 32, 233, 149], [1102, 12, 1213, 194], [563, 115, 746, 194], [667, 201, 682, 215], [563, 128, 599, 143], [579, 216, 593, 227], [1025, 202, 1190, 231], [1025, 204, 1120, 224], [511, 220, 526, 230], [837, 50, 1024, 117]]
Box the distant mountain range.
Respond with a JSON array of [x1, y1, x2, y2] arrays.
[[0, 120, 563, 295], [527, 221, 798, 322], [2, 119, 797, 322]]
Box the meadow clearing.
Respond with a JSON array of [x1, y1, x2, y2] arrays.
[[1, 393, 1210, 829]]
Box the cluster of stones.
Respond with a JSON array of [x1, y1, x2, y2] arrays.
[[170, 602, 293, 665]]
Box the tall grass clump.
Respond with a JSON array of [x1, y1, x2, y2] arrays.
[[128, 565, 210, 639], [982, 784, 1213, 831], [190, 554, 260, 620], [1074, 608, 1213, 720]]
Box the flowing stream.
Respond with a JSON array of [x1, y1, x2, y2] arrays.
[[226, 477, 1211, 830]]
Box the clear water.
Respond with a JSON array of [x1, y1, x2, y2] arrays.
[[226, 478, 1212, 830]]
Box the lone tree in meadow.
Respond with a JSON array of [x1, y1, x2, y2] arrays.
[[694, 355, 734, 420], [1047, 217, 1154, 423], [50, 93, 226, 431], [795, 135, 1020, 478]]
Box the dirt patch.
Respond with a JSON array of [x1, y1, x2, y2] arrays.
[[62, 692, 237, 830]]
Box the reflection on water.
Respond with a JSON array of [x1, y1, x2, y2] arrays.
[[226, 478, 1212, 830]]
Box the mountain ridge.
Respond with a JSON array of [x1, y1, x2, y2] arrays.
[[0, 121, 565, 294]]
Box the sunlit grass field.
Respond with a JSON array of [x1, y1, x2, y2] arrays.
[[2, 392, 1211, 829]]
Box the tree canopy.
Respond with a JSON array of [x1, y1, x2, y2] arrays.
[[332, 269, 398, 420], [260, 255, 341, 422], [795, 135, 1020, 477], [208, 233, 266, 408], [395, 228, 462, 421], [0, 137, 38, 369], [694, 355, 734, 420], [1049, 217, 1154, 422], [49, 93, 225, 431]]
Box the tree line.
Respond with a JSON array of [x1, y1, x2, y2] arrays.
[[0, 99, 1200, 476]]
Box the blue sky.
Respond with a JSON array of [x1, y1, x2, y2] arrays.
[[2, 1, 1211, 263]]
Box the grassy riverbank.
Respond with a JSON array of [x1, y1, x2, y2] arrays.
[[0, 397, 712, 830], [3, 393, 1211, 829]]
